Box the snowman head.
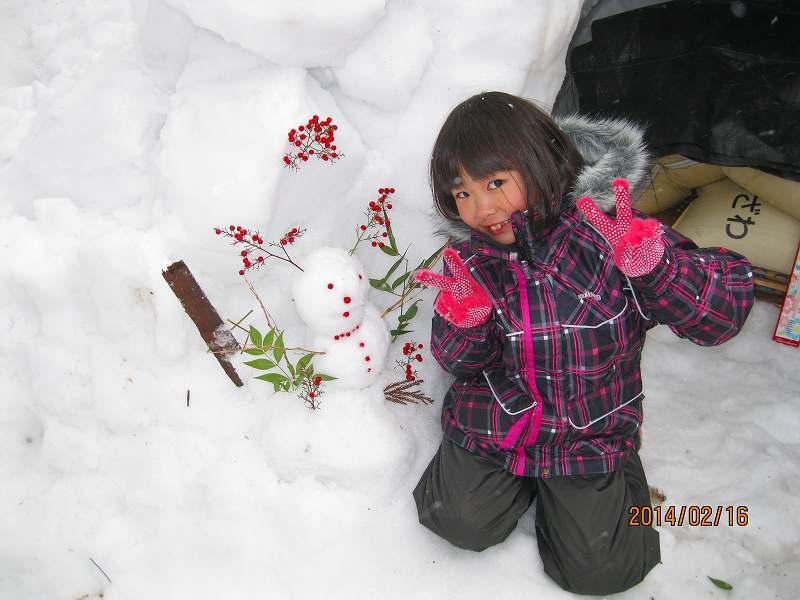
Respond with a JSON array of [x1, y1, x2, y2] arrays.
[[291, 247, 369, 335]]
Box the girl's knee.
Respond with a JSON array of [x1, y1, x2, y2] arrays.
[[414, 485, 514, 552], [417, 501, 509, 552], [541, 529, 660, 595]]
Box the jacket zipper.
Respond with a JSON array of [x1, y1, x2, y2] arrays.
[[508, 262, 544, 474]]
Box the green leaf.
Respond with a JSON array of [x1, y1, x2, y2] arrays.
[[293, 373, 304, 386], [385, 253, 407, 281], [389, 328, 412, 337], [384, 207, 398, 252], [380, 245, 399, 257], [273, 332, 285, 363], [296, 352, 314, 375], [249, 326, 262, 348], [255, 373, 289, 385], [391, 272, 410, 290], [263, 328, 276, 350], [286, 361, 295, 378], [316, 373, 337, 381], [399, 302, 419, 323], [243, 348, 264, 356], [244, 358, 276, 370], [707, 577, 733, 591], [416, 244, 446, 270], [369, 277, 392, 292]]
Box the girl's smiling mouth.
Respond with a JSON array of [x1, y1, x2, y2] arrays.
[[487, 218, 512, 234]]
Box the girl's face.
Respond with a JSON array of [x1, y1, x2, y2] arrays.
[[451, 167, 527, 245]]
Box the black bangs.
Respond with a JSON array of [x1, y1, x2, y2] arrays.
[[430, 99, 516, 220], [429, 91, 584, 231]]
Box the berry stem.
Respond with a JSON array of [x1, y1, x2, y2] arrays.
[[254, 239, 304, 271], [349, 224, 367, 255]]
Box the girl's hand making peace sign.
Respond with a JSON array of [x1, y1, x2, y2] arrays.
[[414, 248, 492, 328], [577, 178, 665, 277]]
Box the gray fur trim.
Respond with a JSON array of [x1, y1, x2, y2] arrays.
[[430, 206, 470, 243], [430, 114, 650, 241], [556, 114, 649, 212]]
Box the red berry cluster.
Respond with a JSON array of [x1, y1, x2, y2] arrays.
[[215, 225, 267, 275], [214, 224, 304, 275], [280, 227, 304, 245], [397, 341, 424, 381], [283, 114, 340, 170], [214, 224, 264, 244], [301, 374, 324, 409], [356, 187, 395, 250]]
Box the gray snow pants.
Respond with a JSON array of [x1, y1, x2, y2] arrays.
[[413, 438, 661, 595]]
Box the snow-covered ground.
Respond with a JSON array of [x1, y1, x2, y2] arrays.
[[1, 1, 798, 599]]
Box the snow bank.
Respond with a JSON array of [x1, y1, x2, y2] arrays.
[[162, 0, 386, 68]]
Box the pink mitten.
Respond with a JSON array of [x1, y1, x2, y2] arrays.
[[577, 178, 665, 277], [414, 248, 492, 328]]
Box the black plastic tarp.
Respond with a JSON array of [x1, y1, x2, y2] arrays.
[[553, 0, 800, 180]]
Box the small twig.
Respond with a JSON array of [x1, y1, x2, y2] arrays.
[[381, 289, 423, 319], [244, 277, 276, 329], [227, 319, 249, 332], [226, 311, 325, 357], [89, 557, 112, 584], [210, 341, 324, 357], [383, 378, 432, 405], [229, 309, 254, 331], [186, 389, 190, 407]]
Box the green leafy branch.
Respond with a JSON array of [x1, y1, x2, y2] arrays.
[[240, 325, 335, 408], [227, 278, 335, 409], [371, 244, 445, 341], [348, 187, 445, 341]]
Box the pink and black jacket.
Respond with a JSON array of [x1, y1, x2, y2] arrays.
[[430, 116, 754, 478]]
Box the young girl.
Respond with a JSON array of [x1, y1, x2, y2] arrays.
[[412, 91, 754, 595]]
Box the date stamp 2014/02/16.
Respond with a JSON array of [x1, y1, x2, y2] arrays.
[[629, 505, 749, 527]]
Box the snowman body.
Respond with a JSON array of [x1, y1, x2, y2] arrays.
[[291, 247, 389, 388]]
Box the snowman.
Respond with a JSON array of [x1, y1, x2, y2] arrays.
[[291, 247, 390, 388]]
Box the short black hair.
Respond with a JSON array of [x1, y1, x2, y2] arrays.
[[430, 91, 583, 234]]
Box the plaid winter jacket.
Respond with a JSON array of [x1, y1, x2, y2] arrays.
[[430, 116, 755, 478]]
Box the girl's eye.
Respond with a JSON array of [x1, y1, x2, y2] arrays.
[[454, 191, 468, 200], [488, 178, 504, 190]]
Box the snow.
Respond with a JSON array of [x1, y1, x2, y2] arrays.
[[291, 247, 370, 335], [292, 247, 390, 387], [162, 0, 386, 68], [310, 304, 391, 389], [1, 1, 798, 599]]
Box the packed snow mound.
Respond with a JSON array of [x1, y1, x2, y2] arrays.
[[333, 5, 433, 111], [162, 0, 386, 68], [257, 388, 413, 491], [155, 37, 307, 235], [1, 13, 159, 212]]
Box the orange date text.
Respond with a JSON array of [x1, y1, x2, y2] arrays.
[[628, 505, 749, 527]]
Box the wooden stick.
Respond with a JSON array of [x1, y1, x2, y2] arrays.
[[162, 260, 243, 387]]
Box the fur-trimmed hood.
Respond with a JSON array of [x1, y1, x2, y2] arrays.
[[434, 115, 649, 242]]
